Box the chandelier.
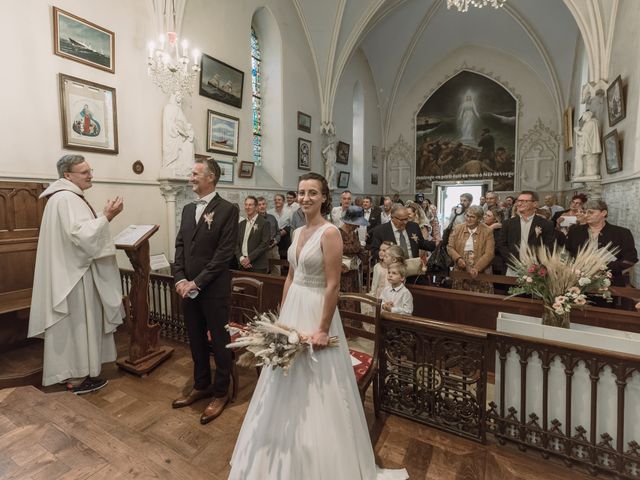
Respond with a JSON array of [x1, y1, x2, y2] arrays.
[[446, 0, 506, 12], [147, 32, 200, 100]]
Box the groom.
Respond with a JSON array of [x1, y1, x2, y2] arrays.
[[172, 158, 238, 424]]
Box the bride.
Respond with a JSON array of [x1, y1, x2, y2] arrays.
[[229, 172, 407, 479]]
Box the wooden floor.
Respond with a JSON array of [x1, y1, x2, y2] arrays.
[[0, 333, 596, 480]]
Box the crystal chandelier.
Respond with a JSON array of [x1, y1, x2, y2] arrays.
[[147, 32, 201, 100], [447, 0, 506, 12]]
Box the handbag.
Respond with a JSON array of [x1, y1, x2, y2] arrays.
[[426, 243, 452, 273]]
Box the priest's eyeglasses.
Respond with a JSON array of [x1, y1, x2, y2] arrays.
[[69, 168, 93, 176]]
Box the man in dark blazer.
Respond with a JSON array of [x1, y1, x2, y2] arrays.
[[236, 196, 271, 273], [371, 204, 435, 261], [566, 199, 637, 286], [362, 195, 381, 244], [497, 190, 554, 275], [172, 158, 239, 424]]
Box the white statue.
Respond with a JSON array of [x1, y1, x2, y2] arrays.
[[162, 94, 194, 178], [574, 110, 602, 180], [322, 133, 337, 190]]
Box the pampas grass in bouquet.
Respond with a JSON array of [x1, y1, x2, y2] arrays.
[[226, 311, 339, 375]]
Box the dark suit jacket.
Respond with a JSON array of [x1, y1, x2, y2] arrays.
[[497, 214, 555, 267], [235, 214, 271, 271], [371, 221, 435, 260], [173, 194, 239, 298], [566, 222, 638, 285]]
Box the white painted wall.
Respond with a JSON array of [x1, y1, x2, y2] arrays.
[[333, 48, 383, 197], [0, 0, 321, 261], [386, 44, 559, 197]]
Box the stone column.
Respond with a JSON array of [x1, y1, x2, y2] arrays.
[[158, 179, 187, 261]]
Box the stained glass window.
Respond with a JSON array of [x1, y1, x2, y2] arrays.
[[251, 27, 262, 166]]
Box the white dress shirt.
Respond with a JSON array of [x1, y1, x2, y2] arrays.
[[464, 227, 477, 252], [519, 214, 534, 259], [381, 210, 392, 224], [268, 208, 291, 230], [331, 206, 347, 228], [241, 214, 258, 258], [381, 283, 413, 315], [194, 191, 217, 222]]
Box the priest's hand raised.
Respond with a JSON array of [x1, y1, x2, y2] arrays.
[[104, 196, 124, 221]]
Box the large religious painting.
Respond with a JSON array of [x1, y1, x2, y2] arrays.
[[415, 70, 517, 191]]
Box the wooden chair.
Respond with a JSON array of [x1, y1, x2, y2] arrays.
[[227, 277, 264, 400], [338, 292, 382, 417]]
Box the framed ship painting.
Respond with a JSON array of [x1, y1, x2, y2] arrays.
[[199, 54, 244, 108], [53, 7, 115, 73], [59, 74, 118, 154], [207, 110, 239, 156]]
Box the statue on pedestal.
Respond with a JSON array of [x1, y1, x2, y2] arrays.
[[322, 134, 337, 190], [161, 94, 194, 179], [573, 110, 602, 181]]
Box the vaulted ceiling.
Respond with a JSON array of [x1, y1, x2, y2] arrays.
[[292, 0, 615, 131]]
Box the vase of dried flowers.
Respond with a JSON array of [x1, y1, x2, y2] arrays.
[[507, 242, 617, 328]]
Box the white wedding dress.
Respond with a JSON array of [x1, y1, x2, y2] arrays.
[[229, 223, 407, 480]]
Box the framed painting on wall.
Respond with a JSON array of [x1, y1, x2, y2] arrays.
[[207, 110, 239, 156], [563, 107, 573, 151], [217, 160, 234, 184], [297, 111, 311, 133], [298, 138, 311, 170], [199, 54, 244, 108], [606, 75, 625, 127], [603, 129, 622, 174], [337, 141, 350, 164], [239, 161, 254, 178], [371, 172, 378, 185], [53, 7, 115, 73], [372, 146, 379, 168], [337, 171, 350, 188], [59, 74, 118, 154]]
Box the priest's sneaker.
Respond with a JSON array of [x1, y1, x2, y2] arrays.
[[71, 377, 108, 395], [200, 394, 229, 424], [172, 386, 214, 408]]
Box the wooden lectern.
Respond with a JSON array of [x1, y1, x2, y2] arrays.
[[115, 225, 173, 375]]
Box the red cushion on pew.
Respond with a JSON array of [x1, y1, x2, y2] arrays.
[[349, 348, 373, 382]]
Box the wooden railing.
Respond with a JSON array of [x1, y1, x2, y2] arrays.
[[119, 268, 640, 478]]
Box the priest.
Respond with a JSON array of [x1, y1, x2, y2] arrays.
[[29, 155, 124, 394]]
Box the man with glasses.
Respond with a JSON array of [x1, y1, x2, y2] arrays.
[[497, 191, 554, 276], [28, 155, 124, 395], [371, 204, 435, 263], [566, 199, 637, 287]]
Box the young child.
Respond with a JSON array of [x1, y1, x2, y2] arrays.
[[380, 261, 414, 315], [369, 244, 405, 300]]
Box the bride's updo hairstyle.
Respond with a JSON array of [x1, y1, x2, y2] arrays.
[[298, 172, 332, 215]]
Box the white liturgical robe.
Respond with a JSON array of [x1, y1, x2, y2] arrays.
[[28, 178, 123, 386]]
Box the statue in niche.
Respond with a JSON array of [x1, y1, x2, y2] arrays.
[[161, 94, 195, 178], [322, 133, 337, 190], [574, 110, 602, 180]]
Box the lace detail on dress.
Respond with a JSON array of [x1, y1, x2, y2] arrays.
[[293, 272, 326, 288]]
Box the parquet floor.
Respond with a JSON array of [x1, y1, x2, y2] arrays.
[[0, 333, 595, 480]]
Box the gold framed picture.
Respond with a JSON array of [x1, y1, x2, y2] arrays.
[[563, 107, 573, 151]]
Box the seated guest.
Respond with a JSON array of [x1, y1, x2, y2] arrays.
[[498, 191, 555, 276], [370, 204, 436, 263], [565, 200, 638, 286], [381, 261, 413, 315], [331, 190, 352, 227], [553, 193, 588, 244], [236, 196, 271, 273], [447, 205, 495, 293], [484, 205, 505, 275]]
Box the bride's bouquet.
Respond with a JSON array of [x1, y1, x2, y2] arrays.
[[226, 311, 339, 375]]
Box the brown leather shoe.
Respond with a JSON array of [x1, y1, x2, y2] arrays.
[[200, 394, 229, 424], [171, 386, 214, 409]]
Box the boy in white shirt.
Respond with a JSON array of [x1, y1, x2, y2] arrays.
[[380, 262, 413, 315]]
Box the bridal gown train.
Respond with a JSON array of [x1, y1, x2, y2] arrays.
[[229, 223, 407, 480]]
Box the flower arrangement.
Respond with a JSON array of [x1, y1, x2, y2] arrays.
[[226, 311, 339, 375], [507, 241, 618, 328]]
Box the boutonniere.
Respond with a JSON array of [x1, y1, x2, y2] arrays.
[[252, 223, 258, 232], [410, 233, 419, 243], [535, 226, 542, 237], [203, 212, 214, 230]]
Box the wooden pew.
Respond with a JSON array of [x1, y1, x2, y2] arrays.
[[0, 181, 47, 388]]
